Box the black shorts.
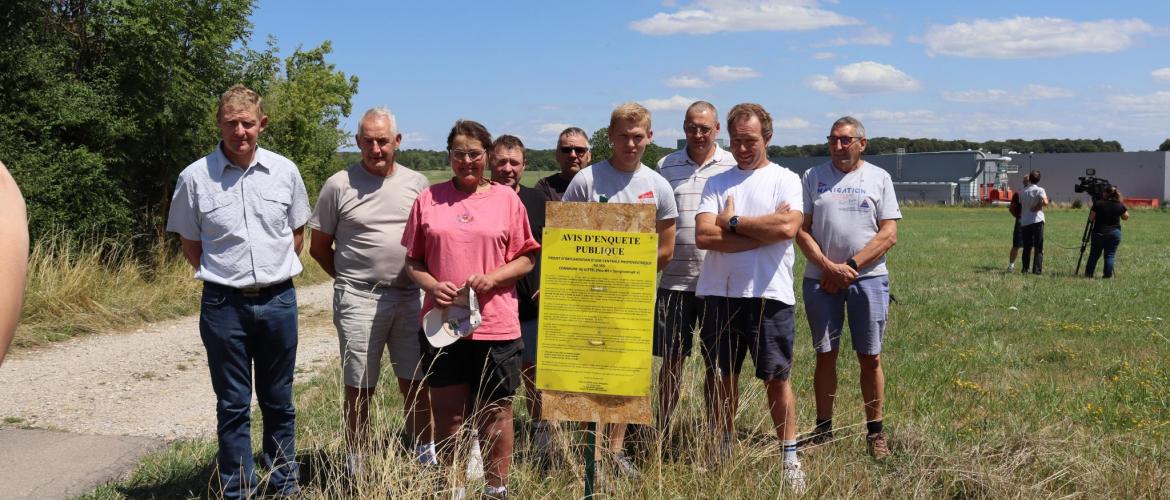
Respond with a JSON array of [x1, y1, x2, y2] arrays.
[[653, 289, 704, 360], [420, 333, 522, 404], [1012, 219, 1022, 247], [699, 296, 796, 381]]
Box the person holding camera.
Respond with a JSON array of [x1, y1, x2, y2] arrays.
[[1018, 170, 1049, 275], [1084, 186, 1129, 278]]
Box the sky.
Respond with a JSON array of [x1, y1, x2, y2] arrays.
[[249, 0, 1170, 152]]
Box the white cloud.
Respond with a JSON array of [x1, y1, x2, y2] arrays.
[[1152, 68, 1170, 84], [539, 123, 573, 135], [664, 65, 760, 88], [815, 27, 893, 47], [665, 75, 710, 88], [1023, 84, 1074, 100], [1104, 91, 1170, 114], [642, 95, 698, 111], [941, 84, 1074, 104], [774, 117, 811, 129], [837, 109, 941, 125], [706, 65, 760, 82], [923, 17, 1152, 59], [630, 0, 861, 35], [812, 51, 835, 60], [808, 61, 920, 95]]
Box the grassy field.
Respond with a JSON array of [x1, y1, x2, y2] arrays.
[[80, 203, 1170, 498]]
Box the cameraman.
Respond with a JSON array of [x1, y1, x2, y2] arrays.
[[1018, 170, 1049, 275], [1084, 186, 1129, 278]]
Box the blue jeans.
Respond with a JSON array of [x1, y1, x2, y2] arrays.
[[200, 281, 300, 498], [1085, 228, 1122, 278]]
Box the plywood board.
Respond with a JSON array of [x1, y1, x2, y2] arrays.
[[541, 201, 654, 425]]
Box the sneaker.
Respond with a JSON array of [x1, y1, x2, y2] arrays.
[[483, 485, 509, 499], [467, 437, 485, 481], [782, 461, 808, 494], [608, 452, 640, 480], [866, 432, 891, 459], [1007, 263, 1016, 272]]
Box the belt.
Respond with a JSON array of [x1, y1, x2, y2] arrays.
[[207, 279, 293, 297]]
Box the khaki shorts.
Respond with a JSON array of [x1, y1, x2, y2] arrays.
[[333, 283, 424, 388]]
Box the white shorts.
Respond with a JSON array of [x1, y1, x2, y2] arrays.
[[333, 283, 424, 387]]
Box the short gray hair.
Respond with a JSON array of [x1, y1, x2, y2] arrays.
[[686, 100, 717, 118], [358, 106, 398, 136], [557, 126, 589, 146], [831, 116, 865, 138]]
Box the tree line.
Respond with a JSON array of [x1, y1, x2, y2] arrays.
[[1, 0, 356, 246], [345, 132, 1124, 171]]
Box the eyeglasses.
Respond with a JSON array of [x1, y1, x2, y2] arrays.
[[449, 149, 485, 161], [827, 136, 863, 146], [558, 146, 589, 156], [685, 124, 715, 136]]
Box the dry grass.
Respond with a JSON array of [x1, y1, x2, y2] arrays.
[[15, 232, 330, 349]]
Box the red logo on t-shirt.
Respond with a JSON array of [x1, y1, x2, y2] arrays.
[[637, 191, 655, 200]]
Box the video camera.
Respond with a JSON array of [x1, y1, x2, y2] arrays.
[[1073, 168, 1112, 201]]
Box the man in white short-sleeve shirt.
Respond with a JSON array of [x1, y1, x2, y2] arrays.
[[308, 107, 433, 473], [796, 116, 900, 460], [695, 103, 806, 492], [561, 102, 677, 478], [653, 101, 736, 437]]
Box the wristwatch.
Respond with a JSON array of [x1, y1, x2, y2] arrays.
[[728, 215, 740, 234], [846, 258, 859, 271]]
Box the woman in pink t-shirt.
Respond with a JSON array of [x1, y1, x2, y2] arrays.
[[403, 120, 539, 496]]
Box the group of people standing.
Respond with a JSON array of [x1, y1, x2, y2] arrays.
[[1007, 171, 1130, 277], [167, 85, 901, 498]]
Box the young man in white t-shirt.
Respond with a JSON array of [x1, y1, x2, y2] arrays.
[[562, 102, 678, 479], [695, 103, 806, 492]]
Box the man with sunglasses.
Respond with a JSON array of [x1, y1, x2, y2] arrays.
[[652, 101, 736, 440], [795, 116, 901, 459], [534, 127, 591, 201]]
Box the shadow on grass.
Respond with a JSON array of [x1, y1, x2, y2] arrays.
[[111, 447, 339, 499]]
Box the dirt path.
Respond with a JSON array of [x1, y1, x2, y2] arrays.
[[0, 282, 338, 440]]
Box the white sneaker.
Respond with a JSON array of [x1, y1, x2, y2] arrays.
[[1007, 263, 1016, 272], [783, 461, 808, 494], [466, 434, 485, 481]]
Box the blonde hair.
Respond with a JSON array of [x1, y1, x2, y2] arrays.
[[217, 84, 265, 120], [610, 102, 652, 130]]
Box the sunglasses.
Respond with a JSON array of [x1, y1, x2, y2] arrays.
[[558, 146, 589, 155]]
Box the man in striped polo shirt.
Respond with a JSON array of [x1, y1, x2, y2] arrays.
[[654, 101, 736, 438]]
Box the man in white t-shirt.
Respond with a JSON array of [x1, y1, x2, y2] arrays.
[[1018, 170, 1049, 275], [308, 107, 433, 473], [795, 116, 901, 459], [653, 101, 736, 438], [695, 103, 806, 492], [562, 102, 677, 479]]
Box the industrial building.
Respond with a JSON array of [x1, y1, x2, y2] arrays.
[[772, 150, 1169, 205]]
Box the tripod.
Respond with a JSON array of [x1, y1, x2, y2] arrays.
[[1074, 215, 1094, 275]]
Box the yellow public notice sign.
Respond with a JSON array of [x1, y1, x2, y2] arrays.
[[536, 227, 658, 397]]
